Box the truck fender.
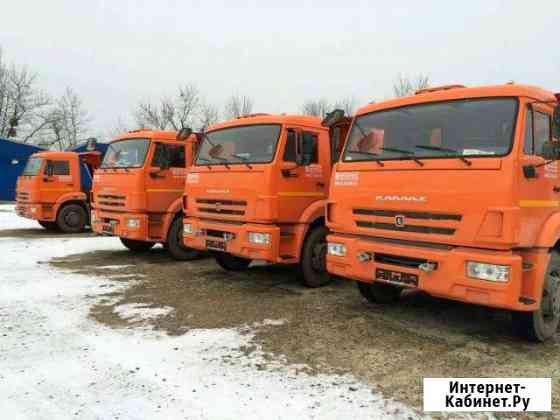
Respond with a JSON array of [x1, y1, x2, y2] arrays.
[[299, 199, 327, 236], [536, 212, 560, 248], [163, 197, 184, 234], [55, 192, 88, 214]]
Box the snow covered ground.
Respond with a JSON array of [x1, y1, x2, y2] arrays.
[[0, 206, 425, 419]]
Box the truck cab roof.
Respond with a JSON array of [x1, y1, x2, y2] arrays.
[[207, 114, 326, 132], [113, 130, 179, 142], [357, 84, 557, 117]]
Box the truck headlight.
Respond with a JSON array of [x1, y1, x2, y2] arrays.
[[183, 223, 193, 235], [466, 261, 510, 282], [327, 243, 347, 257], [91, 212, 97, 224], [126, 218, 140, 229], [30, 207, 37, 214], [248, 232, 270, 245]]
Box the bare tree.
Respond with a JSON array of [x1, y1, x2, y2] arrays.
[[393, 73, 430, 97], [0, 47, 52, 142], [36, 88, 90, 150], [224, 94, 253, 119], [301, 98, 331, 117], [134, 84, 201, 131], [199, 101, 219, 130], [106, 116, 131, 138], [333, 96, 357, 116]]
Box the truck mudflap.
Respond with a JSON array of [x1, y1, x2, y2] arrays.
[[183, 217, 282, 263], [91, 209, 149, 241], [326, 233, 544, 312]]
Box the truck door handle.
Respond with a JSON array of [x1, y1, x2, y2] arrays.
[[553, 186, 560, 193], [316, 182, 325, 188]]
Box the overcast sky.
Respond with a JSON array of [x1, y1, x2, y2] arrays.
[[2, 0, 559, 137]]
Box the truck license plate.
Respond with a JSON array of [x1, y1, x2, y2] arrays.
[[375, 268, 418, 287], [206, 239, 226, 251]]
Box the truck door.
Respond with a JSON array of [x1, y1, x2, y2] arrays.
[[145, 142, 186, 214], [276, 126, 329, 222], [42, 159, 74, 204], [518, 104, 557, 245]]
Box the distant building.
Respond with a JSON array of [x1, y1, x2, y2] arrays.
[[0, 138, 44, 201]]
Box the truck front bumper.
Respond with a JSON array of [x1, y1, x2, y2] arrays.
[[91, 208, 149, 241], [183, 217, 281, 262], [326, 233, 541, 312], [15, 202, 55, 221]]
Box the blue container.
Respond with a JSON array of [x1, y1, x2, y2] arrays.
[[0, 138, 44, 201]]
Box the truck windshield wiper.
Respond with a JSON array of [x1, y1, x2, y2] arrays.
[[230, 154, 252, 169], [347, 149, 385, 166], [414, 145, 472, 166], [197, 157, 213, 170], [209, 155, 230, 169], [380, 147, 424, 166]]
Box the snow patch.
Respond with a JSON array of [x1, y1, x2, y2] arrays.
[[114, 303, 174, 322]]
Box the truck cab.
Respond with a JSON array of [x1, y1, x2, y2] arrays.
[[326, 84, 560, 341], [16, 147, 103, 232], [91, 129, 201, 260], [183, 113, 350, 287]]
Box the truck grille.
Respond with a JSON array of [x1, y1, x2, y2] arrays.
[[16, 192, 30, 203], [353, 208, 461, 236], [97, 194, 126, 207], [196, 198, 246, 216]]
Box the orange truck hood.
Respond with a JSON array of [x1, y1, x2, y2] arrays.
[[328, 159, 519, 249], [93, 169, 146, 213], [185, 167, 273, 223]]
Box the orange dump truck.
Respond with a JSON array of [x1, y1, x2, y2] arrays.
[[16, 142, 104, 233], [91, 129, 201, 260], [182, 113, 350, 286], [326, 84, 560, 341]]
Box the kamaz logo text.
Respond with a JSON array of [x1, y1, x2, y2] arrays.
[[375, 195, 427, 203]]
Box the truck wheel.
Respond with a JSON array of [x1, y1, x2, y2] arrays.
[[56, 204, 87, 233], [512, 250, 560, 342], [299, 226, 331, 288], [357, 281, 402, 304], [120, 238, 155, 253], [38, 221, 58, 231], [167, 217, 200, 261], [214, 252, 251, 271]]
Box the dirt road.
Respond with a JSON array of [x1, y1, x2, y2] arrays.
[[48, 242, 559, 418]]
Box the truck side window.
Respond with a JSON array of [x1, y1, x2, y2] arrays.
[[168, 144, 186, 168], [524, 108, 551, 156], [152, 144, 186, 168], [534, 112, 551, 157], [283, 129, 296, 162], [302, 131, 318, 164], [46, 160, 70, 176], [523, 108, 533, 155]]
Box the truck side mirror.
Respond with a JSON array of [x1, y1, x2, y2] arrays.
[[542, 141, 560, 161], [321, 109, 345, 127], [553, 104, 560, 139]]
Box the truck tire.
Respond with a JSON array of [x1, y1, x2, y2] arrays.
[[214, 252, 251, 271], [357, 281, 402, 304], [299, 225, 331, 288], [166, 217, 200, 261], [56, 204, 87, 233], [512, 250, 560, 342], [38, 220, 58, 231], [120, 238, 155, 253]]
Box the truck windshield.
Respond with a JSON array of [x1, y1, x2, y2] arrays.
[[22, 157, 44, 175], [101, 138, 150, 169], [343, 98, 517, 162], [196, 124, 281, 166]]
